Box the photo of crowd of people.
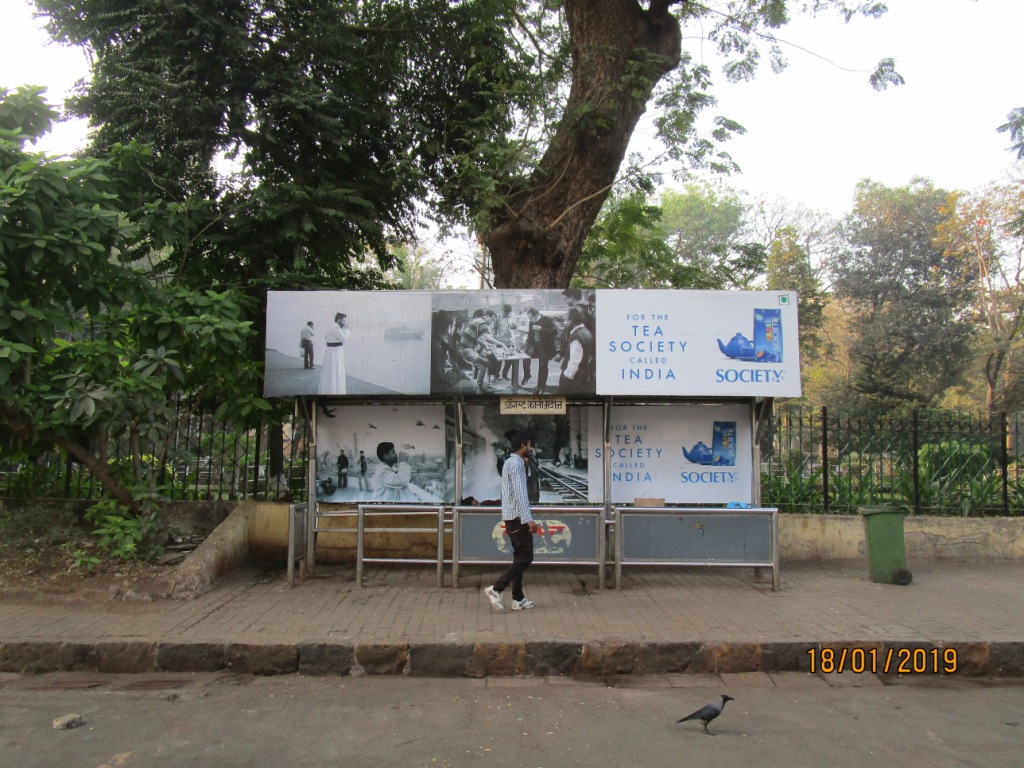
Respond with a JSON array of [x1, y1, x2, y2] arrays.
[[267, 288, 800, 400], [265, 289, 597, 398], [429, 289, 596, 397]]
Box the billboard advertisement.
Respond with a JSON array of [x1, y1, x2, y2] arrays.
[[587, 404, 753, 505], [593, 289, 799, 396], [265, 289, 799, 398], [314, 404, 450, 503]]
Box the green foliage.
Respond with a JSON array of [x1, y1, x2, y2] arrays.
[[577, 181, 769, 290], [84, 498, 163, 561], [384, 243, 452, 290], [917, 441, 999, 515], [0, 458, 66, 499], [997, 107, 1024, 163], [36, 0, 541, 286], [919, 441, 992, 484], [832, 178, 976, 408], [575, 188, 675, 288], [766, 226, 828, 361], [0, 88, 270, 509], [36, 1, 901, 289], [761, 461, 823, 512], [935, 182, 1024, 413], [62, 543, 101, 571], [829, 464, 903, 510]]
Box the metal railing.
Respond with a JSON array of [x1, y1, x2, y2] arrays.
[[5, 404, 1024, 516], [761, 406, 1024, 515], [355, 505, 447, 587], [287, 502, 308, 587], [0, 412, 308, 503], [451, 505, 607, 588], [613, 506, 779, 591]]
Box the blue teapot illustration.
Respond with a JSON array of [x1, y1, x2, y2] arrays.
[[717, 332, 755, 361], [682, 441, 713, 465]]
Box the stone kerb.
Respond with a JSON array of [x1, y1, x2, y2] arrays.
[[4, 639, 1024, 678]]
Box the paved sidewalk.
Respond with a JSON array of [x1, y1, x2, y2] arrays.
[[2, 559, 1023, 678]]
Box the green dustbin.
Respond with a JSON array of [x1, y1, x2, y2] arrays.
[[860, 506, 912, 586]]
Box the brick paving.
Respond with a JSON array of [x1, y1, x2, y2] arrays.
[[2, 559, 1023, 677]]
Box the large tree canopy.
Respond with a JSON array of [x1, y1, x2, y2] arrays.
[[831, 178, 976, 408], [936, 181, 1024, 413], [0, 87, 265, 510], [36, 0, 538, 292], [36, 0, 900, 289]]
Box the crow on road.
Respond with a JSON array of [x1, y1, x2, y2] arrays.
[[676, 694, 734, 735]]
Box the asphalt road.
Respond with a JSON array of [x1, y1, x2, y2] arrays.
[[1, 673, 1021, 767]]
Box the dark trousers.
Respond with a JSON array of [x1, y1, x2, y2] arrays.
[[533, 358, 549, 392], [302, 341, 314, 369], [494, 518, 534, 602]]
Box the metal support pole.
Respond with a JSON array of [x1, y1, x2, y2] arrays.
[[752, 398, 772, 507], [452, 507, 461, 588], [601, 397, 612, 590], [306, 399, 318, 574], [821, 405, 830, 515], [771, 508, 780, 591], [614, 505, 623, 589], [356, 504, 365, 587], [912, 409, 920, 514], [436, 505, 445, 588], [454, 397, 464, 505]]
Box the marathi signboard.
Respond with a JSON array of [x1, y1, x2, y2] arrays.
[[264, 289, 801, 398]]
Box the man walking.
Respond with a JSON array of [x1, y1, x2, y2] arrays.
[[484, 432, 538, 611]]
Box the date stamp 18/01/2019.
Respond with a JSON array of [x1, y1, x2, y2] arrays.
[[807, 647, 958, 675]]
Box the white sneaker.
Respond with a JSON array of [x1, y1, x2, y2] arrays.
[[484, 586, 504, 611], [511, 597, 535, 611]]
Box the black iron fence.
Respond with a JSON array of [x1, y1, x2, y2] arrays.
[[3, 404, 1023, 515], [0, 410, 310, 504], [761, 405, 1023, 515]]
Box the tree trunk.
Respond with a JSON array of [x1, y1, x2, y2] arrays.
[[484, 0, 682, 288]]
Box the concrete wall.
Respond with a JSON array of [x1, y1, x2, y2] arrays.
[[9, 498, 1022, 564], [168, 501, 255, 598], [781, 514, 1024, 560], [249, 503, 445, 564], [246, 504, 1024, 563]]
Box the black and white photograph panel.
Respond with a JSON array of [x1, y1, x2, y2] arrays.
[[429, 289, 596, 397], [315, 404, 450, 504], [264, 291, 433, 398], [459, 404, 592, 507]]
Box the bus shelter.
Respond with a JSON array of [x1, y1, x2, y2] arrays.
[[265, 288, 799, 590]]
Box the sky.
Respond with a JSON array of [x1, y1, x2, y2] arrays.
[[673, 0, 1024, 213], [1, 0, 1020, 219]]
